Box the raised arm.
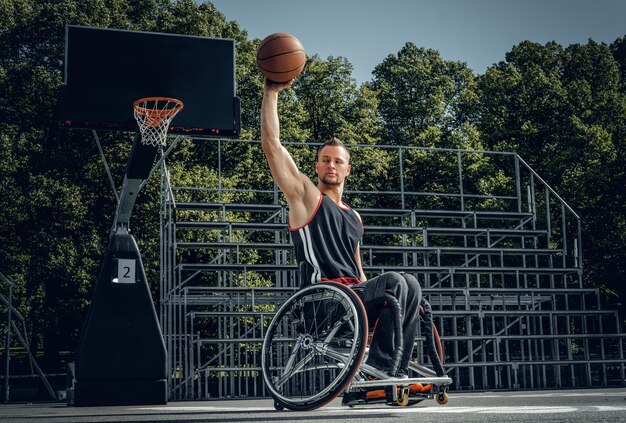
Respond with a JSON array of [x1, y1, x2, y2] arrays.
[[261, 80, 318, 226]]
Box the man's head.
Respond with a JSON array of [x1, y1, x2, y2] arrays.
[[315, 138, 351, 187]]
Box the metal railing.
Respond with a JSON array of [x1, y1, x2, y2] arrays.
[[0, 272, 56, 402], [157, 137, 621, 399]]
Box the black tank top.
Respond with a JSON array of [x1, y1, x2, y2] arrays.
[[290, 193, 363, 287]]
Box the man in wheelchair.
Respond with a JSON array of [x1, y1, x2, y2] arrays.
[[261, 79, 449, 409]]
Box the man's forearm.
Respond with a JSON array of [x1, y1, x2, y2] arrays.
[[261, 88, 281, 153]]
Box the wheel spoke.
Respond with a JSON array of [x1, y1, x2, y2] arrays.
[[275, 349, 316, 389], [277, 339, 302, 381]]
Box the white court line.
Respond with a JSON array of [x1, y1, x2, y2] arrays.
[[594, 406, 626, 412], [137, 405, 626, 414], [137, 406, 273, 413], [324, 406, 578, 414], [452, 391, 626, 399], [325, 405, 626, 414]]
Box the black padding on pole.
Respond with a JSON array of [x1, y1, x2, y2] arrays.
[[126, 134, 159, 180], [74, 232, 167, 406], [74, 379, 166, 407]]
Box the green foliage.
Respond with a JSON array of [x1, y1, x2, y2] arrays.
[[612, 35, 626, 94], [478, 39, 626, 311], [371, 42, 479, 147], [294, 55, 381, 144]]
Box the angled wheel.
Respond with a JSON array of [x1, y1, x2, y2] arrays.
[[397, 391, 410, 407], [262, 282, 368, 411], [436, 391, 449, 405]]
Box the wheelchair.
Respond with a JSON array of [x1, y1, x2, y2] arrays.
[[261, 282, 452, 411]]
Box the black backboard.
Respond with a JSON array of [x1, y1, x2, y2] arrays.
[[60, 25, 240, 137]]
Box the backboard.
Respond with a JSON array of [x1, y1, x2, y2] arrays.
[[59, 25, 240, 137]]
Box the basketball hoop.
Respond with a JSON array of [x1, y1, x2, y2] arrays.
[[133, 97, 184, 147]]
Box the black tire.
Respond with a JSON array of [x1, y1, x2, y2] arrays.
[[262, 283, 368, 411]]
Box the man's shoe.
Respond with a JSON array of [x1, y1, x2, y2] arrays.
[[394, 369, 409, 379]]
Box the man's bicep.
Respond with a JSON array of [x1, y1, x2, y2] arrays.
[[264, 144, 308, 199]]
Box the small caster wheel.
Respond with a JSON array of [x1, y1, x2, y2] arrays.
[[274, 401, 284, 411], [397, 394, 410, 406], [396, 386, 410, 406], [435, 391, 449, 405]]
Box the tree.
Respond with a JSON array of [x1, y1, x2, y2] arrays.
[[293, 55, 382, 144], [371, 43, 510, 211], [478, 39, 626, 313], [371, 42, 479, 148], [611, 36, 626, 94]]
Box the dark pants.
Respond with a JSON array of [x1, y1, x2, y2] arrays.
[[351, 272, 422, 374]]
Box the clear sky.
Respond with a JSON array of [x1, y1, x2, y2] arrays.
[[209, 0, 626, 84]]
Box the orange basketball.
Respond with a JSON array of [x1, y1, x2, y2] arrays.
[[256, 33, 306, 83]]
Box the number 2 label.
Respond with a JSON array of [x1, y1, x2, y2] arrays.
[[114, 259, 136, 284]]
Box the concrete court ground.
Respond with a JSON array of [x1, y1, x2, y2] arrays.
[[0, 387, 625, 423]]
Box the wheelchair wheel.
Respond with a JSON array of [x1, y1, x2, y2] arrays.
[[262, 282, 368, 411]]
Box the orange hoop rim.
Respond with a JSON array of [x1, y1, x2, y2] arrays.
[[133, 96, 184, 119]]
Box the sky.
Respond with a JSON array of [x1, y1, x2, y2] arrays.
[[209, 0, 626, 84]]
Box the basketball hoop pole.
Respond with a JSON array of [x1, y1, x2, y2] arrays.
[[75, 98, 181, 405], [110, 97, 182, 232], [111, 133, 159, 232], [109, 97, 182, 232], [75, 131, 167, 407]]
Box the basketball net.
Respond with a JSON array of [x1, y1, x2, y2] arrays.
[[133, 97, 184, 147]]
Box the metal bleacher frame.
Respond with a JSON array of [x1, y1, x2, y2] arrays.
[[158, 138, 626, 400]]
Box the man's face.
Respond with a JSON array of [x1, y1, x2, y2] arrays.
[[315, 145, 351, 186]]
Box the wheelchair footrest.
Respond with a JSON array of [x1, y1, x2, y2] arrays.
[[349, 376, 452, 389], [343, 376, 452, 407], [341, 385, 433, 407]]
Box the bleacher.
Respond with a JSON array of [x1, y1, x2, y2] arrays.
[[158, 139, 626, 400]]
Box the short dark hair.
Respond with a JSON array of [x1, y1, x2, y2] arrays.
[[316, 137, 350, 161]]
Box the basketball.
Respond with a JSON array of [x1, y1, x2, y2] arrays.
[[256, 33, 306, 83]]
